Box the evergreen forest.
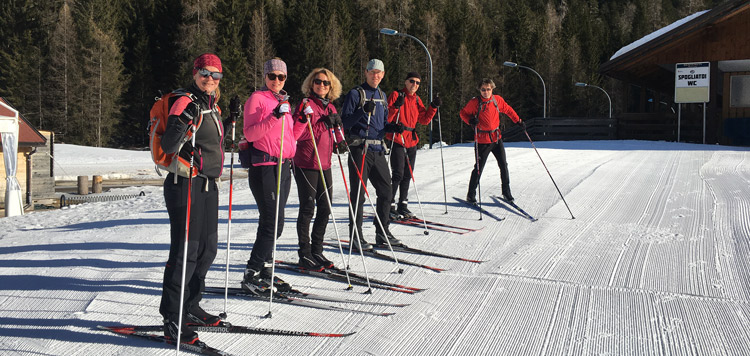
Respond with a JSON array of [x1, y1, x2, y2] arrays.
[[0, 0, 726, 147]]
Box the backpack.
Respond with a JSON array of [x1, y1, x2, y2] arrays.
[[355, 86, 386, 109], [148, 89, 201, 179]]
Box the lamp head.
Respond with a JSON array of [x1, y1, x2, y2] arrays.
[[575, 82, 588, 87], [503, 61, 518, 68], [380, 28, 399, 36]]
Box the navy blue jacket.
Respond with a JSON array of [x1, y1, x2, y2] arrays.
[[341, 83, 389, 152]]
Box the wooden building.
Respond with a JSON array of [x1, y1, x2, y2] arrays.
[[600, 0, 750, 145], [0, 97, 53, 212]]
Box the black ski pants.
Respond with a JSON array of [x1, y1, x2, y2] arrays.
[[390, 142, 417, 204], [468, 140, 512, 198], [294, 166, 333, 256], [347, 145, 392, 241], [160, 174, 218, 317], [246, 161, 292, 270]]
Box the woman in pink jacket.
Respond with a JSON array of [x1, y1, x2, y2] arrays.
[[292, 68, 344, 271], [241, 58, 305, 295]]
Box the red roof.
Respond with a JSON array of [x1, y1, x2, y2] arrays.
[[0, 97, 47, 147]]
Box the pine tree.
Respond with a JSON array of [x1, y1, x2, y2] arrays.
[[178, 0, 218, 76], [46, 1, 78, 141]]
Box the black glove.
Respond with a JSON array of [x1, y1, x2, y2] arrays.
[[179, 102, 200, 125], [430, 96, 442, 108], [363, 99, 375, 114], [298, 114, 308, 124], [517, 120, 526, 130], [273, 101, 291, 118], [385, 122, 405, 134], [229, 96, 241, 117], [469, 116, 479, 126], [393, 93, 405, 108], [333, 140, 347, 154], [324, 113, 341, 129]]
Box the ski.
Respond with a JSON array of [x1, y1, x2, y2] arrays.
[[491, 196, 537, 221], [202, 286, 394, 316], [273, 260, 423, 293], [453, 197, 505, 221], [102, 323, 354, 338], [374, 243, 485, 264], [405, 217, 484, 232], [324, 242, 447, 272], [204, 285, 408, 308], [98, 325, 234, 356]]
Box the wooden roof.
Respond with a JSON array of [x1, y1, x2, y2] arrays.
[[0, 97, 47, 147], [600, 0, 750, 90]]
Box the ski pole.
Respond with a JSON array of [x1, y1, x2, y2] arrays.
[[303, 108, 352, 288], [338, 125, 403, 274], [435, 101, 448, 215], [220, 105, 238, 320], [176, 121, 197, 355], [331, 128, 374, 293], [474, 126, 483, 221], [266, 109, 287, 319], [397, 134, 429, 235], [523, 129, 574, 219]]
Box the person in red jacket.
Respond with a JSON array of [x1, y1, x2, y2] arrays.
[[292, 67, 344, 271], [386, 72, 439, 219], [459, 78, 525, 203]]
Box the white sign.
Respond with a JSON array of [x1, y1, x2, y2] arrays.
[[675, 62, 710, 103]]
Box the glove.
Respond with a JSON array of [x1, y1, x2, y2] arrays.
[[517, 120, 526, 130], [469, 116, 479, 126], [229, 96, 241, 117], [298, 114, 308, 124], [393, 94, 405, 108], [303, 105, 314, 116], [179, 102, 200, 126], [330, 113, 342, 128], [363, 99, 375, 114], [323, 114, 337, 129], [333, 140, 347, 154], [273, 102, 290, 118], [385, 122, 405, 134], [430, 96, 442, 108]]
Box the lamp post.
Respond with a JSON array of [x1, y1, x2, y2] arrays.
[[575, 82, 611, 118], [380, 27, 448, 213], [503, 61, 546, 118]]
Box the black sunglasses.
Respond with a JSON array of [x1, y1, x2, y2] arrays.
[[267, 73, 287, 81], [313, 79, 331, 86], [408, 79, 421, 85], [196, 68, 223, 80]]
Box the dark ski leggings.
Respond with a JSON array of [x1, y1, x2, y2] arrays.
[[293, 166, 333, 255], [246, 161, 292, 270], [347, 145, 392, 240], [160, 174, 218, 317], [389, 143, 417, 204], [468, 140, 512, 197]]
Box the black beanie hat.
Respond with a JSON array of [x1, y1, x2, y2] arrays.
[[405, 72, 421, 81]]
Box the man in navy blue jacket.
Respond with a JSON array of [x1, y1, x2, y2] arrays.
[[341, 59, 402, 250]]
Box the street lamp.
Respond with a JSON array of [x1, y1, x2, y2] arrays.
[[575, 82, 611, 119], [380, 27, 448, 213], [503, 61, 546, 118]]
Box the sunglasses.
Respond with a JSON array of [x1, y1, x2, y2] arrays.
[[313, 79, 331, 86], [480, 88, 493, 92], [196, 68, 223, 80], [267, 73, 287, 81], [408, 79, 421, 85]]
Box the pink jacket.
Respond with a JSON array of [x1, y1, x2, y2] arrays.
[[243, 89, 305, 166], [292, 96, 343, 170]]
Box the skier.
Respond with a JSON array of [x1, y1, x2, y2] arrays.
[[159, 53, 226, 344], [292, 67, 344, 271], [341, 59, 402, 250], [241, 58, 306, 295], [459, 78, 525, 204], [385, 72, 440, 220]]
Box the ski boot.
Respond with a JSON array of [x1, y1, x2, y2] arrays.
[[163, 313, 199, 344], [375, 230, 402, 247], [298, 252, 324, 272], [389, 204, 402, 221], [186, 305, 222, 326], [312, 252, 334, 269], [261, 265, 293, 293], [397, 202, 416, 220], [241, 267, 273, 296]]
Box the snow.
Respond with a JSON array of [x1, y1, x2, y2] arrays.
[[2, 140, 750, 355], [610, 10, 709, 60]]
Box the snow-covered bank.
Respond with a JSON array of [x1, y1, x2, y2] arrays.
[[1, 140, 749, 355]]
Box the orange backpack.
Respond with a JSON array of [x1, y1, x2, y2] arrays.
[[148, 90, 201, 178]]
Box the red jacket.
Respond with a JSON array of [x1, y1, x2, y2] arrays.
[[460, 95, 520, 144], [385, 89, 437, 148]]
